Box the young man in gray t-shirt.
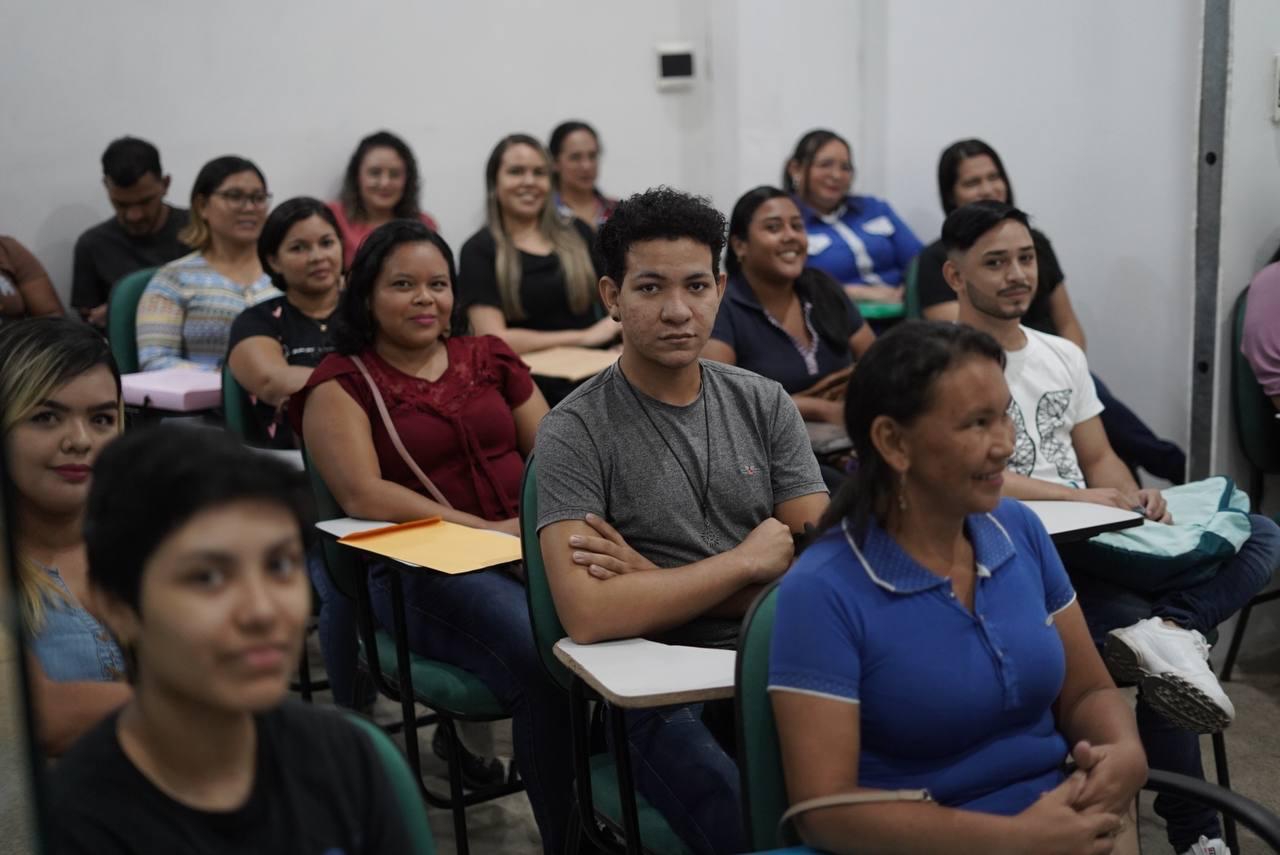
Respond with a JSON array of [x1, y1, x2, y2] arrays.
[[536, 188, 827, 854]]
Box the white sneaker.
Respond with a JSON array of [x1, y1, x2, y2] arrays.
[[1182, 835, 1231, 855], [1104, 617, 1235, 732]]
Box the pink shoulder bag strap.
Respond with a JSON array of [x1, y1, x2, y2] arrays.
[[350, 355, 452, 509]]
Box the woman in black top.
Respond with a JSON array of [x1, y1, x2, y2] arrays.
[[459, 133, 619, 355], [49, 427, 413, 855], [228, 197, 341, 448]]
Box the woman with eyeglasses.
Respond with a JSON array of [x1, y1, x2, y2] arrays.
[[136, 156, 280, 371]]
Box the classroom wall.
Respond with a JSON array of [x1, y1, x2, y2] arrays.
[[0, 0, 715, 306], [1212, 0, 1280, 658], [862, 0, 1202, 455]]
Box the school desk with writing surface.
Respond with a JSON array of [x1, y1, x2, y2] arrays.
[[1024, 500, 1144, 544]]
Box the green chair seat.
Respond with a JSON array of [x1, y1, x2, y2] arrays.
[[363, 630, 507, 719], [588, 754, 691, 855], [346, 714, 437, 854]]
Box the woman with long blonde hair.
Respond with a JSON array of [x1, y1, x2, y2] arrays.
[[458, 133, 619, 358], [1, 317, 130, 755]]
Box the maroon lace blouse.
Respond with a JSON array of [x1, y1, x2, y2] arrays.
[[291, 335, 535, 521]]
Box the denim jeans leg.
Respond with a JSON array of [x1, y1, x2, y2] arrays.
[[368, 566, 574, 855], [606, 703, 744, 855], [306, 544, 369, 708], [1073, 576, 1220, 849], [1137, 698, 1222, 850], [1094, 372, 1187, 484], [1151, 513, 1280, 634]]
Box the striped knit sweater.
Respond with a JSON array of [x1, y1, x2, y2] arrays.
[[136, 252, 280, 371]]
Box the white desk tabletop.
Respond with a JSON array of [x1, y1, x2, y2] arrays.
[[553, 638, 736, 708], [1024, 501, 1144, 543], [316, 517, 394, 539]]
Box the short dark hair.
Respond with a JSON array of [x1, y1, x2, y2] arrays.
[[941, 201, 1030, 255], [101, 137, 163, 187], [85, 426, 311, 613], [257, 197, 342, 291], [818, 320, 1006, 542], [331, 219, 464, 354], [937, 138, 1015, 215], [596, 187, 725, 283], [340, 131, 422, 221], [782, 129, 851, 194]]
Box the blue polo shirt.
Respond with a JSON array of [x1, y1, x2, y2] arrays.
[[769, 498, 1076, 815], [800, 195, 923, 286], [710, 275, 865, 394]]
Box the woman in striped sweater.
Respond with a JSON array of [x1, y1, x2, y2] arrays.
[[135, 156, 280, 370]]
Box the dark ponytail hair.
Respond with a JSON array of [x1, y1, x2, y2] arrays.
[[818, 320, 1006, 543], [726, 185, 853, 355]]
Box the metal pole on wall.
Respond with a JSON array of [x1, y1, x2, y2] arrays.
[[1190, 0, 1230, 481]]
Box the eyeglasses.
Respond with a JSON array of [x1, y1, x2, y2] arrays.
[[213, 190, 272, 209]]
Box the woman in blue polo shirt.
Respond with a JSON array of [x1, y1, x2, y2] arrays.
[[768, 321, 1146, 854], [703, 186, 874, 425], [783, 129, 923, 306]]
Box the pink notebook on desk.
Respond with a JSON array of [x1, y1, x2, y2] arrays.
[[121, 369, 222, 411]]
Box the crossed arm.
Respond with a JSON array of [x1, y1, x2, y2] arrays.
[[539, 492, 827, 644]]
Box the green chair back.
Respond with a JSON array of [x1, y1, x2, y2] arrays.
[[903, 255, 922, 320], [302, 448, 364, 603], [222, 361, 252, 441], [735, 582, 790, 851], [518, 456, 573, 690], [345, 714, 437, 854], [1230, 286, 1280, 498], [107, 266, 157, 374]]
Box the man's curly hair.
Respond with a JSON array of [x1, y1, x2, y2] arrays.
[[596, 186, 726, 283]]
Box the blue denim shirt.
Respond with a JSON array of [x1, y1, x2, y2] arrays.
[[27, 565, 126, 682]]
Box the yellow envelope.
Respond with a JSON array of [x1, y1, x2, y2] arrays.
[[521, 346, 619, 381], [338, 517, 521, 574]]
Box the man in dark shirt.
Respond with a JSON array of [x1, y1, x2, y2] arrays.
[[71, 137, 191, 329]]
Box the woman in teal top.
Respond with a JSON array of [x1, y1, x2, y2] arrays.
[[1, 317, 130, 755]]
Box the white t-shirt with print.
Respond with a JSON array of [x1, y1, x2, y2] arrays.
[[1003, 326, 1104, 488]]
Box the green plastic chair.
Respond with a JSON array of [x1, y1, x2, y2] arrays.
[[519, 456, 691, 855], [346, 713, 437, 854], [903, 256, 922, 320], [735, 580, 1280, 854], [304, 449, 522, 855], [221, 361, 252, 441], [1221, 285, 1280, 681], [107, 266, 157, 374]]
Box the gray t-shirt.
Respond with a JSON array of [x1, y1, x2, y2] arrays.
[[536, 359, 826, 570]]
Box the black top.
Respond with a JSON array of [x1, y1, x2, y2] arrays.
[[47, 701, 412, 855], [71, 207, 191, 309], [227, 296, 336, 448], [916, 229, 1065, 335], [458, 219, 602, 331]]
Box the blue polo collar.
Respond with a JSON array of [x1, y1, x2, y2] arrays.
[[726, 275, 767, 311], [796, 194, 861, 226], [842, 512, 1018, 595]]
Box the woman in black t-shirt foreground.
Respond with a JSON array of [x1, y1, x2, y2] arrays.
[[227, 197, 341, 448], [48, 427, 413, 855], [917, 139, 1186, 484], [459, 133, 619, 355]]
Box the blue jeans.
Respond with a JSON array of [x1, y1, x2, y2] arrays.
[[306, 545, 371, 708], [368, 565, 573, 855], [1094, 373, 1187, 485], [605, 703, 744, 855], [1070, 513, 1280, 849]]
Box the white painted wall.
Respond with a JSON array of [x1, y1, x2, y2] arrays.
[[0, 0, 713, 306], [863, 0, 1202, 454]]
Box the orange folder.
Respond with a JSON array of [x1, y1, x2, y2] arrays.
[[337, 517, 521, 574]]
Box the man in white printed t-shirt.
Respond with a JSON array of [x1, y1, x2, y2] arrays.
[[944, 200, 1280, 855]]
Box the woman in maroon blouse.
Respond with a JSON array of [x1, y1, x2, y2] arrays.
[[291, 221, 574, 853]]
